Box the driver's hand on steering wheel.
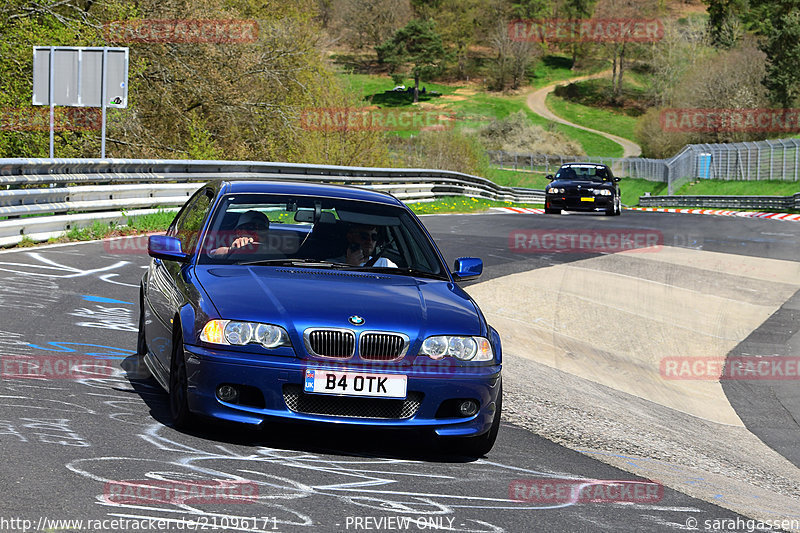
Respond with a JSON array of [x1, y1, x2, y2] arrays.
[[230, 236, 257, 251]]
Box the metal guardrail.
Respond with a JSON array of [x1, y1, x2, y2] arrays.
[[638, 193, 800, 210], [487, 151, 668, 184], [0, 158, 545, 247], [489, 137, 800, 195]]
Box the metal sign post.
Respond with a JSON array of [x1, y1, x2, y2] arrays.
[[33, 46, 128, 159]]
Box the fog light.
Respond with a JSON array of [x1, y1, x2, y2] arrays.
[[458, 400, 479, 417], [217, 384, 239, 403]]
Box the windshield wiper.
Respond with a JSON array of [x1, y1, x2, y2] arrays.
[[357, 266, 448, 280], [238, 258, 355, 268]]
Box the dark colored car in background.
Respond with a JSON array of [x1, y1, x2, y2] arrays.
[[138, 180, 503, 456], [544, 163, 621, 216]]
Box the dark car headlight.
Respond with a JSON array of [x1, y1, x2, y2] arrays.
[[594, 189, 612, 196], [547, 187, 565, 194], [200, 319, 290, 349], [420, 335, 493, 361]]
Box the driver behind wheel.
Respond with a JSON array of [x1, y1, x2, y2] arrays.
[[338, 224, 397, 267], [209, 210, 270, 257]]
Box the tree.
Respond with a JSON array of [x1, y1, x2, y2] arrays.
[[703, 0, 746, 47], [594, 0, 657, 101], [637, 42, 769, 157], [509, 0, 551, 19], [487, 20, 540, 91], [411, 0, 484, 79], [648, 17, 713, 107], [563, 0, 597, 67], [332, 0, 412, 50], [747, 0, 800, 108], [376, 19, 449, 103]]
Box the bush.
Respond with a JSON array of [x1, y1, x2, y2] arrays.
[[478, 111, 584, 155], [393, 130, 490, 176]]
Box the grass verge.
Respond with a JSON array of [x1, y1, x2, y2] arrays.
[[546, 93, 639, 143], [528, 55, 609, 89], [410, 196, 542, 215], [620, 178, 668, 206], [484, 168, 550, 189], [340, 72, 623, 156], [675, 179, 800, 196]]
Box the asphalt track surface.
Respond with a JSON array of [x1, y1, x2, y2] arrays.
[[0, 209, 797, 532]]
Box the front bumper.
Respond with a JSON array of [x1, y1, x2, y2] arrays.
[[183, 344, 502, 437], [546, 194, 614, 211]]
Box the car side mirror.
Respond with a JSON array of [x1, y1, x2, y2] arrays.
[[546, 174, 554, 180], [148, 235, 190, 263], [452, 257, 482, 282]]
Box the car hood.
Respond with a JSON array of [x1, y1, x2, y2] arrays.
[[549, 179, 613, 190], [195, 265, 482, 349]]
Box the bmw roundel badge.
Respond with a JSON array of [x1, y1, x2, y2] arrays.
[[349, 315, 365, 326]]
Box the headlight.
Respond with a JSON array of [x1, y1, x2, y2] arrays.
[[201, 319, 290, 349], [594, 189, 612, 196], [547, 188, 565, 194], [420, 336, 493, 361]]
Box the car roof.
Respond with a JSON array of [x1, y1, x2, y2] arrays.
[[559, 162, 610, 169], [220, 180, 405, 206]]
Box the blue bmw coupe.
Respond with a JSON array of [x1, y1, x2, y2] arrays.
[[138, 180, 502, 455]]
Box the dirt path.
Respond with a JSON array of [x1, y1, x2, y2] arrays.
[[526, 70, 642, 158]]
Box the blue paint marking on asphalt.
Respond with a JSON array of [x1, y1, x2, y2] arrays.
[[26, 341, 135, 359], [82, 295, 133, 305]]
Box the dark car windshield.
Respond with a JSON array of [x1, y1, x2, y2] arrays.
[[197, 193, 446, 277], [555, 165, 611, 182]]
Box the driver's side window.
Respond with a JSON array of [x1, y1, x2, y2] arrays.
[[169, 189, 214, 255]]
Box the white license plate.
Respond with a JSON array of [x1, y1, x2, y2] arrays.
[[304, 369, 407, 399]]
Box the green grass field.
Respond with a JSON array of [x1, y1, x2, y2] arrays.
[[619, 178, 668, 206], [410, 196, 542, 214], [546, 93, 639, 142], [340, 73, 458, 105], [446, 93, 623, 157], [340, 72, 624, 156], [528, 55, 609, 88], [675, 179, 800, 196], [484, 168, 550, 189]]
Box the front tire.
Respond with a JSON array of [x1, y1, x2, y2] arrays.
[[169, 333, 194, 429], [605, 196, 620, 216]]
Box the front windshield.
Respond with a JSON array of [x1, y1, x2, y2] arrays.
[[198, 193, 446, 277], [555, 165, 610, 182]]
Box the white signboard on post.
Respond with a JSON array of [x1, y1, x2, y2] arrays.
[[32, 46, 128, 158]]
